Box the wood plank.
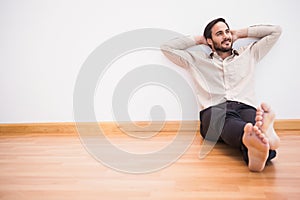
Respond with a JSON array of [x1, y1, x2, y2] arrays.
[[0, 129, 299, 199], [274, 119, 300, 130], [0, 120, 299, 136]]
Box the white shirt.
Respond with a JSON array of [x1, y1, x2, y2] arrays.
[[160, 25, 282, 110]]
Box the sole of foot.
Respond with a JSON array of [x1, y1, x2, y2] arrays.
[[243, 123, 269, 172], [255, 103, 280, 150]]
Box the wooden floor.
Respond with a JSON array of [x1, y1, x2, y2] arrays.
[[0, 124, 300, 199]]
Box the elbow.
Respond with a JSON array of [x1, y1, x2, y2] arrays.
[[160, 44, 169, 52], [160, 44, 172, 57], [274, 25, 282, 36]]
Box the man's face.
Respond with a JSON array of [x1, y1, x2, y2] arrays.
[[208, 22, 232, 53]]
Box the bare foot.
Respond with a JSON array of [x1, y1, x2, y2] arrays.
[[255, 103, 280, 150], [242, 123, 269, 172]]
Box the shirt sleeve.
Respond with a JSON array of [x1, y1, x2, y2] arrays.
[[160, 36, 200, 69], [247, 25, 282, 63]]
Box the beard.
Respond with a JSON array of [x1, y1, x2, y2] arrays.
[[212, 38, 233, 53]]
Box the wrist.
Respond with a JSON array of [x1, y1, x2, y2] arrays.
[[194, 35, 207, 45], [236, 28, 248, 39]]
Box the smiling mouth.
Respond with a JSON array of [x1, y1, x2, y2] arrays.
[[222, 39, 231, 45]]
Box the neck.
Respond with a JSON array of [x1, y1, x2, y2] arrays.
[[216, 50, 232, 60]]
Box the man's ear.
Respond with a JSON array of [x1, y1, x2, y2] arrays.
[[207, 38, 213, 47]]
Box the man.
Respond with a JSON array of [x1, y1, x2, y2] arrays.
[[160, 18, 281, 172]]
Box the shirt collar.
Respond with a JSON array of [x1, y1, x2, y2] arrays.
[[209, 49, 239, 59]]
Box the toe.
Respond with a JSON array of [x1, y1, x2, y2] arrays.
[[255, 115, 263, 121], [261, 103, 270, 112], [255, 121, 262, 127], [253, 126, 261, 134], [244, 123, 253, 133]]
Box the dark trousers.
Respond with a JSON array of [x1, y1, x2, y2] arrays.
[[199, 101, 276, 164]]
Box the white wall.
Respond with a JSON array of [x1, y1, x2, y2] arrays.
[[0, 0, 299, 123]]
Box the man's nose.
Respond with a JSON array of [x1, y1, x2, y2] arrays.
[[224, 32, 230, 38], [223, 34, 231, 41]]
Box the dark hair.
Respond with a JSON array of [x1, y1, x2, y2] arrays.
[[203, 18, 230, 39]]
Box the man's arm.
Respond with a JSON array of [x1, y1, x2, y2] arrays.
[[248, 25, 282, 62], [232, 25, 282, 62], [194, 35, 208, 45], [160, 36, 205, 68], [231, 28, 248, 42]]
